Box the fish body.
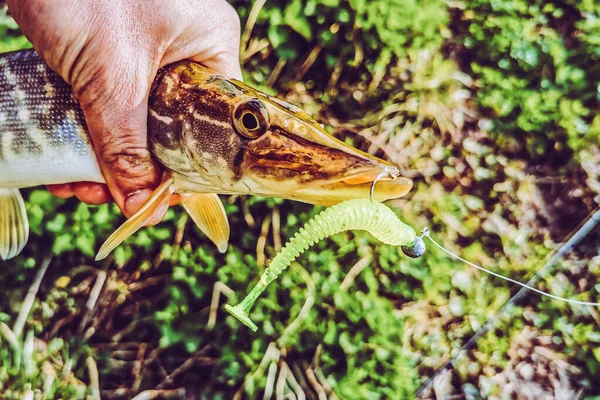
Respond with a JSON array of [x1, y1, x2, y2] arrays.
[[0, 50, 103, 188], [0, 49, 413, 261]]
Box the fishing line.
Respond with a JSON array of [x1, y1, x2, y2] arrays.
[[368, 178, 600, 390], [371, 177, 599, 306], [416, 205, 600, 396], [419, 227, 600, 306]]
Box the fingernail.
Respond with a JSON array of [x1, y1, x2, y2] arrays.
[[124, 189, 153, 217]]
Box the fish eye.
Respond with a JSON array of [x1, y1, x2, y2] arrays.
[[242, 112, 258, 130], [233, 99, 270, 139]]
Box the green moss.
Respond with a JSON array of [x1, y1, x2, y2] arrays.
[[452, 0, 600, 157]]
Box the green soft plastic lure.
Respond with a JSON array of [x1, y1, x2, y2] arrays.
[[225, 199, 425, 331]]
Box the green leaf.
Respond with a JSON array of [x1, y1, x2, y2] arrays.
[[53, 234, 74, 255], [284, 0, 313, 40], [29, 190, 52, 205], [75, 233, 95, 257], [268, 25, 286, 48], [46, 214, 67, 232], [594, 347, 600, 363]]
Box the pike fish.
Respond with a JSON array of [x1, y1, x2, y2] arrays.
[[0, 49, 413, 261]]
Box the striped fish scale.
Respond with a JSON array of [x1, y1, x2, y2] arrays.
[[0, 50, 102, 188]]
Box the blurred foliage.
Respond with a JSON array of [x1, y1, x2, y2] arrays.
[[233, 0, 450, 117], [0, 6, 29, 52], [0, 323, 89, 399], [451, 0, 600, 158], [1, 0, 600, 399]]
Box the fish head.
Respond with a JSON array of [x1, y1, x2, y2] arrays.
[[148, 61, 412, 205]]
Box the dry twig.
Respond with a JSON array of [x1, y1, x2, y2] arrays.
[[172, 213, 189, 256], [87, 356, 101, 400], [278, 263, 315, 345], [207, 281, 235, 329], [78, 268, 107, 335], [314, 368, 338, 399], [130, 389, 186, 400], [340, 255, 372, 292], [112, 317, 152, 343], [305, 345, 327, 400], [145, 348, 169, 381], [243, 38, 271, 63], [234, 342, 280, 400], [257, 214, 272, 267], [278, 361, 306, 400], [272, 207, 282, 251], [305, 368, 327, 400], [127, 275, 171, 292], [13, 255, 52, 337], [240, 0, 267, 58], [156, 346, 214, 389], [241, 196, 257, 228], [263, 360, 278, 400], [296, 43, 324, 82], [267, 58, 287, 88], [131, 343, 147, 393]]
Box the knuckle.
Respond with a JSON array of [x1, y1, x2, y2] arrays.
[[72, 54, 140, 116], [99, 136, 154, 182], [73, 66, 115, 113]]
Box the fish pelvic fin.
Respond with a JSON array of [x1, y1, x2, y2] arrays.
[[181, 193, 230, 253], [0, 189, 29, 260], [95, 176, 175, 261]]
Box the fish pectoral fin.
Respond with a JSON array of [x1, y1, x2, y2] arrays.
[[0, 189, 29, 260], [95, 177, 175, 261], [181, 193, 230, 253]]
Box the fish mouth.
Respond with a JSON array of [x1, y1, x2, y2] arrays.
[[239, 116, 414, 206], [245, 99, 414, 205], [285, 165, 413, 206], [235, 123, 414, 206], [173, 162, 413, 206]]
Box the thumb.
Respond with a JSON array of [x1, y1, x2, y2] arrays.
[[77, 72, 161, 217], [198, 51, 243, 81]]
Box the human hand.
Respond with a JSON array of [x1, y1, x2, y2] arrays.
[[7, 0, 242, 217]]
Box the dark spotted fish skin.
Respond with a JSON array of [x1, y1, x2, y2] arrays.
[[0, 49, 103, 188]]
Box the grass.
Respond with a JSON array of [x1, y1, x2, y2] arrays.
[[1, 0, 599, 398]]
